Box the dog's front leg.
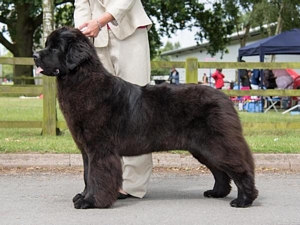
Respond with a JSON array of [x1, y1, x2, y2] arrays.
[[73, 151, 123, 209], [73, 151, 89, 204]]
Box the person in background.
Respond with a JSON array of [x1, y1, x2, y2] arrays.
[[251, 69, 261, 89], [202, 73, 208, 84], [168, 66, 180, 84], [239, 60, 251, 90], [212, 68, 225, 89], [240, 69, 251, 90], [264, 69, 277, 89], [74, 0, 153, 200]]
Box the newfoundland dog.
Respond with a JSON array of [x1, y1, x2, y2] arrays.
[[33, 27, 258, 209]]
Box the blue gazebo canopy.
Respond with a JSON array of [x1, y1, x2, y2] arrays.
[[238, 28, 300, 62]]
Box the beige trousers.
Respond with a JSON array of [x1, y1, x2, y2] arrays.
[[95, 28, 153, 198]]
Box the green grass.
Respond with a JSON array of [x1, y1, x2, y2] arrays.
[[0, 97, 300, 154], [238, 112, 300, 153], [1, 128, 77, 153], [238, 111, 299, 123], [0, 97, 64, 121], [1, 97, 43, 121]]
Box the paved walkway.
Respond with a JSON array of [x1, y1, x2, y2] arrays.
[[1, 153, 300, 170], [2, 172, 300, 225]]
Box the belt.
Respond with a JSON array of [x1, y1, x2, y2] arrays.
[[107, 24, 147, 29]]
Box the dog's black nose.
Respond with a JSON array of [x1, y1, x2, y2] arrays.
[[33, 52, 39, 59]]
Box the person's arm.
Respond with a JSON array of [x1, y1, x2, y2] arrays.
[[77, 0, 136, 38], [106, 0, 136, 24]]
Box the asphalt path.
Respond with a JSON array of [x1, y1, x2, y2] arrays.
[[1, 169, 299, 225]]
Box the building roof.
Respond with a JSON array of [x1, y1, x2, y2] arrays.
[[161, 26, 266, 56]]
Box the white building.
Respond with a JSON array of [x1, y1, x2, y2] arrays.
[[0, 44, 6, 80], [161, 29, 300, 84]]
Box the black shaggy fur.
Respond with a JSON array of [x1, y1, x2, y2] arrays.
[[33, 27, 258, 209]]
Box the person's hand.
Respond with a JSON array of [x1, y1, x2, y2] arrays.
[[78, 19, 101, 38]]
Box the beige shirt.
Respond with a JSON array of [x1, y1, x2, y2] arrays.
[[74, 0, 152, 47]]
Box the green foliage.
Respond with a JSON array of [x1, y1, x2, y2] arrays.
[[193, 2, 234, 57], [54, 2, 74, 28], [221, 0, 300, 37], [0, 0, 74, 54], [143, 0, 236, 57], [0, 0, 75, 83], [151, 68, 170, 76], [151, 41, 180, 75], [1, 0, 300, 64], [143, 0, 206, 58], [153, 41, 180, 61], [143, 0, 203, 35]]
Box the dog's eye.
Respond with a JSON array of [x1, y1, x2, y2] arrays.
[[51, 48, 61, 55]]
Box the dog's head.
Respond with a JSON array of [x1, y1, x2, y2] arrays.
[[33, 26, 95, 77]]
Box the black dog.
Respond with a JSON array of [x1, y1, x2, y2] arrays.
[[33, 27, 258, 209]]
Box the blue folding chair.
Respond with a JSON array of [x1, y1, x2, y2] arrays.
[[264, 96, 280, 113]]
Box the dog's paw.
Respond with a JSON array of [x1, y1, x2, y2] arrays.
[[73, 197, 95, 209], [230, 198, 253, 208], [203, 190, 228, 198], [72, 193, 83, 203]]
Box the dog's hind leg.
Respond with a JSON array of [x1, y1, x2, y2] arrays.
[[203, 166, 232, 198], [191, 153, 231, 198], [205, 157, 258, 207], [191, 143, 258, 207], [223, 166, 258, 208], [73, 152, 123, 209]]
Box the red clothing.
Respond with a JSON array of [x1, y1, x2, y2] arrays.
[[212, 70, 225, 89]]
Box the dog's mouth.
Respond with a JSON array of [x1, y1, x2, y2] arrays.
[[35, 66, 44, 74], [35, 65, 60, 76]]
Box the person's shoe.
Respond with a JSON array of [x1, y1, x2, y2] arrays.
[[117, 192, 129, 199]]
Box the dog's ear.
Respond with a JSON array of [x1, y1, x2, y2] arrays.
[[66, 40, 92, 70]]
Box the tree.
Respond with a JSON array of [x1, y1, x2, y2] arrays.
[[0, 0, 237, 82], [143, 0, 236, 57], [151, 41, 181, 76], [0, 0, 74, 84], [1, 1, 238, 79], [221, 0, 300, 50], [153, 41, 181, 61], [5, 0, 298, 83]]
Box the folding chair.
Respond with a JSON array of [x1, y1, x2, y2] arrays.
[[282, 97, 300, 114], [282, 103, 300, 114], [264, 96, 280, 113]]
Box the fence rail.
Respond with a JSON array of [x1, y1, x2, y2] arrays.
[[1, 57, 300, 135], [0, 85, 43, 96]]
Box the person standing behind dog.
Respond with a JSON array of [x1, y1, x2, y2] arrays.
[[212, 69, 225, 89], [168, 66, 180, 84], [74, 0, 153, 200]]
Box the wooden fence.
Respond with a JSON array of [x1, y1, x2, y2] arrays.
[[1, 57, 300, 135]]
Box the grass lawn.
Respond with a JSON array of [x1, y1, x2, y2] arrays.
[[0, 97, 300, 154]]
